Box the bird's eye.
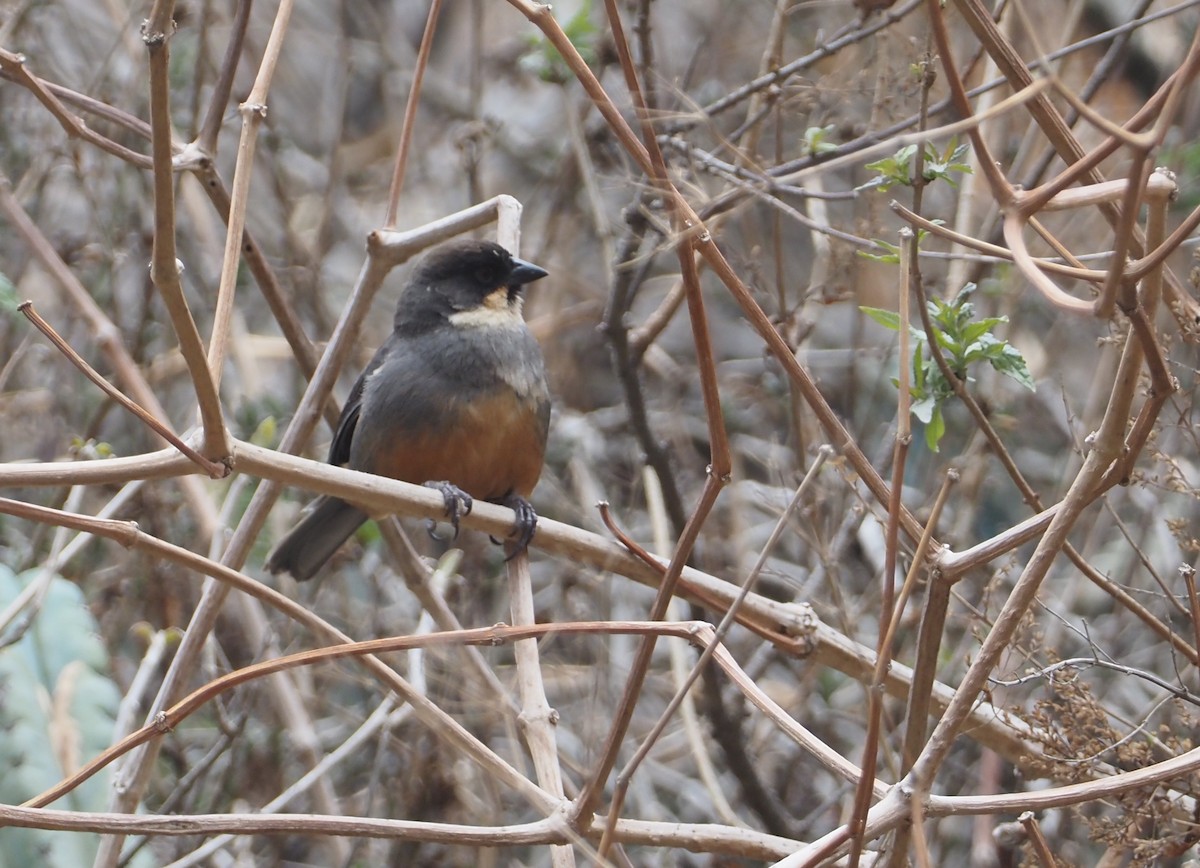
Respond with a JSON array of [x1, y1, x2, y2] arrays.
[[475, 267, 498, 285]]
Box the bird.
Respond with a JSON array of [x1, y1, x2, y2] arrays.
[[266, 238, 551, 581]]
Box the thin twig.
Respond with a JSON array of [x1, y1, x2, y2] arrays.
[[0, 47, 152, 168], [143, 1, 228, 460], [205, 0, 296, 389], [507, 545, 575, 868], [383, 0, 444, 228], [611, 449, 836, 818], [195, 0, 251, 154], [1019, 812, 1058, 868], [18, 302, 223, 477]]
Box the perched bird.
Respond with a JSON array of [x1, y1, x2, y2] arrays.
[[266, 239, 551, 581]]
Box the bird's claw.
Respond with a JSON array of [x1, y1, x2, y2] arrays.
[[423, 481, 473, 541], [497, 494, 538, 560]]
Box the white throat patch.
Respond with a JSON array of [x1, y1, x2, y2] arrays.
[[448, 287, 525, 328]]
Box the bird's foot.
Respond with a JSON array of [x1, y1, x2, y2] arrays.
[[493, 494, 538, 560], [423, 481, 473, 541]]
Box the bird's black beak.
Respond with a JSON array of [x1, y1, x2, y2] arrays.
[[509, 257, 549, 286]]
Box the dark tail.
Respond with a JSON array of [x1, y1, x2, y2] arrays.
[[265, 496, 369, 581]]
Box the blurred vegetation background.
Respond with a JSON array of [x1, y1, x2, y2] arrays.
[[1, 0, 1199, 865]]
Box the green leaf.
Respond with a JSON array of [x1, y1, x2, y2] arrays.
[[802, 125, 838, 157], [922, 139, 974, 187], [990, 343, 1036, 390], [929, 326, 960, 358], [859, 241, 902, 263], [924, 406, 946, 452], [950, 282, 978, 305], [911, 393, 937, 425], [859, 144, 919, 192], [961, 316, 1007, 345], [860, 306, 903, 331]]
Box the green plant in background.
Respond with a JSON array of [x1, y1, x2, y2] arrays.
[[0, 566, 150, 867], [859, 226, 936, 264], [856, 139, 972, 193], [1161, 140, 1200, 211], [801, 125, 838, 158], [519, 0, 599, 84], [68, 438, 114, 459], [0, 272, 18, 314], [862, 283, 1035, 451]]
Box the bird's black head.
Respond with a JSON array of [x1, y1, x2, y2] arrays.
[[395, 239, 548, 333]]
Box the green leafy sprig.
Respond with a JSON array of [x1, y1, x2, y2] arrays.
[[862, 283, 1034, 451], [857, 140, 973, 193]]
